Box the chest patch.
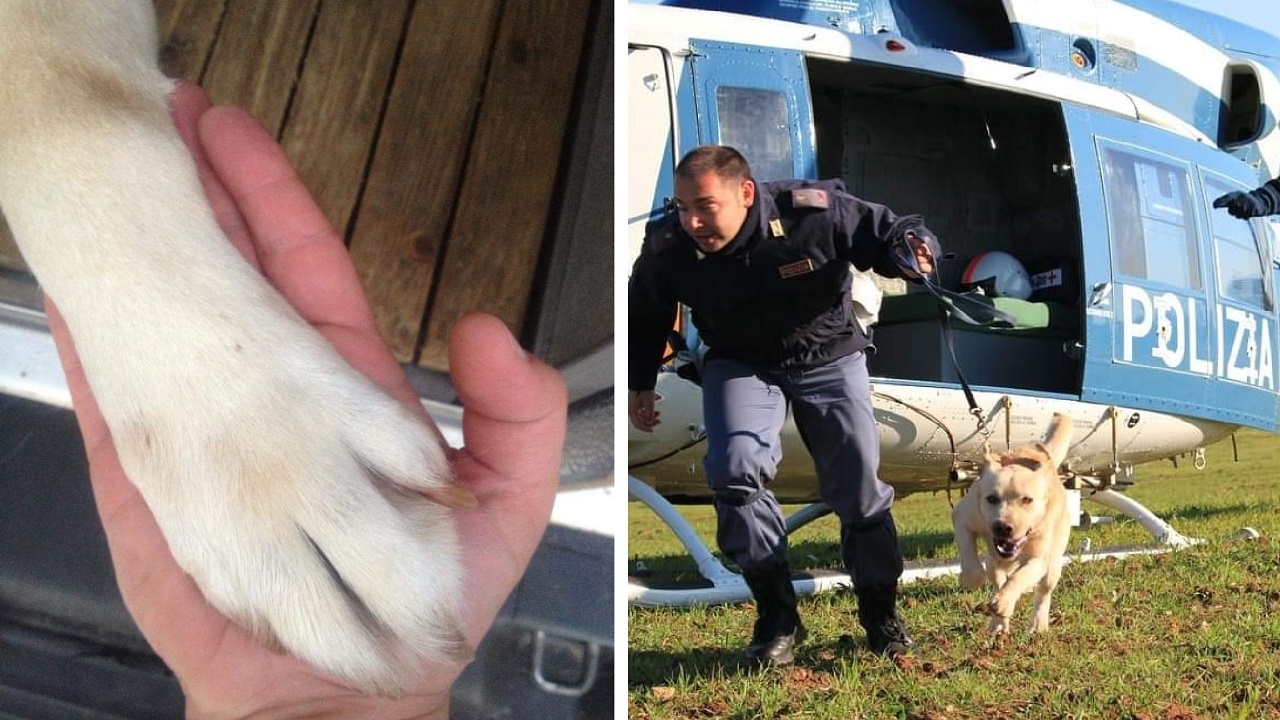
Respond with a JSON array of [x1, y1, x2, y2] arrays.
[[778, 258, 815, 279]]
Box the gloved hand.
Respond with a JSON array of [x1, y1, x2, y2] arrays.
[[1213, 184, 1280, 219], [886, 215, 945, 279]]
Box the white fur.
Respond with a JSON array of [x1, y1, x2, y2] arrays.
[[0, 1, 466, 695], [952, 414, 1074, 638]]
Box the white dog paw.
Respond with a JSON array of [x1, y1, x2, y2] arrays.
[[108, 337, 473, 696], [985, 614, 1012, 641], [1028, 610, 1053, 633], [987, 591, 1017, 621]]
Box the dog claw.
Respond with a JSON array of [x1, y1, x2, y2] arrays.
[[426, 483, 479, 510]]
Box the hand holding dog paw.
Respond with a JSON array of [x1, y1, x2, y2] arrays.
[[48, 83, 565, 718]]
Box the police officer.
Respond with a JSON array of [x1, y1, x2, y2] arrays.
[[628, 145, 940, 665], [1214, 177, 1280, 218]]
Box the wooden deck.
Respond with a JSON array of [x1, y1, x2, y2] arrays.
[[0, 0, 609, 373]]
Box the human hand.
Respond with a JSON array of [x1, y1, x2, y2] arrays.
[[46, 82, 566, 718], [901, 232, 935, 277], [629, 389, 661, 432], [1213, 189, 1265, 219]]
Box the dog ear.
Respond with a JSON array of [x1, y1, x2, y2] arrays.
[[1041, 413, 1073, 469]]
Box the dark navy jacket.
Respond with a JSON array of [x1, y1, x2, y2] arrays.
[[628, 179, 939, 391]]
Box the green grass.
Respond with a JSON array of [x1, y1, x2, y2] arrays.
[[628, 429, 1280, 719]]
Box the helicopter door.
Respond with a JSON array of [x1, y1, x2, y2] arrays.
[[628, 45, 679, 258], [1065, 105, 1280, 431], [687, 40, 815, 181]]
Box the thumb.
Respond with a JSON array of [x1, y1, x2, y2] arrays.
[[447, 314, 567, 635], [449, 313, 567, 503]]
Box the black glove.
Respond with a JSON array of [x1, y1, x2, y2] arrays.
[[1213, 184, 1280, 219]]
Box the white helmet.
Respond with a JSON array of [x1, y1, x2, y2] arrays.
[[961, 251, 1032, 300]]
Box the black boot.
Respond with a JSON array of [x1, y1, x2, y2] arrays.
[[856, 584, 914, 656], [741, 560, 807, 666], [841, 511, 913, 656]]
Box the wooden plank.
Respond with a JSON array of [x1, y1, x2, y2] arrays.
[[152, 0, 226, 81], [416, 0, 593, 370], [347, 0, 504, 363], [280, 0, 409, 238], [199, 0, 319, 135]]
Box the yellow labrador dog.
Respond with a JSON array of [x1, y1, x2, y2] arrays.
[[952, 413, 1073, 637], [0, 1, 468, 695]]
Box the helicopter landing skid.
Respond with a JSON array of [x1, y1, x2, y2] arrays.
[[627, 476, 1225, 608]]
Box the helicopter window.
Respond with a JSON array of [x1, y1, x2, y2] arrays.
[[1221, 64, 1262, 147], [1205, 177, 1273, 310], [715, 86, 794, 183], [1101, 146, 1202, 290]]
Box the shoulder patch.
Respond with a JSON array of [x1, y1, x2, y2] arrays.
[[790, 188, 829, 209]]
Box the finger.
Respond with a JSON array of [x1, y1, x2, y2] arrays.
[[451, 314, 566, 493], [195, 106, 422, 411], [447, 314, 565, 637], [166, 83, 260, 269], [168, 83, 213, 164], [196, 106, 378, 338]]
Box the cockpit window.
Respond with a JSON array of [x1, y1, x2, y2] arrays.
[[1101, 145, 1202, 290], [715, 86, 794, 182], [1205, 176, 1273, 310]]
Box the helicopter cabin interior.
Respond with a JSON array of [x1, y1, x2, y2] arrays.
[[798, 58, 1085, 394]]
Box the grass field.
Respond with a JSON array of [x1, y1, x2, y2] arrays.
[[628, 429, 1280, 719]]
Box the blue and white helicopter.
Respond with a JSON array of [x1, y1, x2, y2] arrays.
[[627, 0, 1280, 606]]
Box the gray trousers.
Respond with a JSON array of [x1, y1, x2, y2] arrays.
[[702, 351, 897, 582]]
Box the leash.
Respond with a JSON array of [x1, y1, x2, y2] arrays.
[[938, 305, 994, 455], [888, 217, 1006, 456]]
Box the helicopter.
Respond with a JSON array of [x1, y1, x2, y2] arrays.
[[627, 0, 1280, 606]]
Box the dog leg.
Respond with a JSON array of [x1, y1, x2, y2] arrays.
[[986, 613, 1012, 637], [953, 510, 986, 589], [988, 557, 1047, 627], [0, 1, 468, 695], [988, 559, 1008, 592], [1028, 555, 1064, 632], [1028, 584, 1053, 633]]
